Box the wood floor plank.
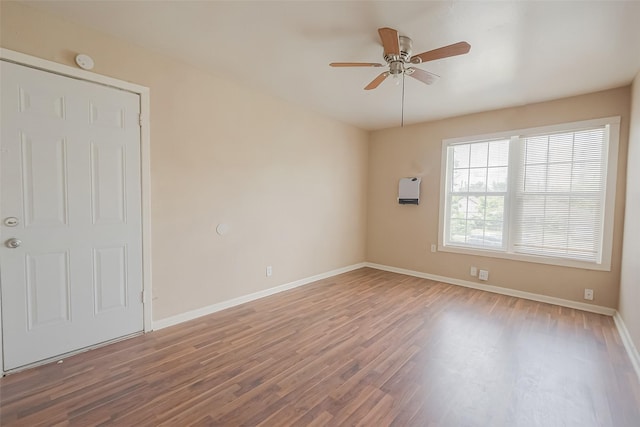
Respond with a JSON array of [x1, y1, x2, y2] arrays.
[[1, 267, 639, 426]]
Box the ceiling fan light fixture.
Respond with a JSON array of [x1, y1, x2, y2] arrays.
[[389, 61, 404, 75], [389, 61, 404, 86]]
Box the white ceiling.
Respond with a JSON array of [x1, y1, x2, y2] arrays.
[[24, 1, 640, 130]]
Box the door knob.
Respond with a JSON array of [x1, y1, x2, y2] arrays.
[[5, 238, 21, 248]]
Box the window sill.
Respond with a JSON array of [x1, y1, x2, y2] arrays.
[[437, 244, 611, 271]]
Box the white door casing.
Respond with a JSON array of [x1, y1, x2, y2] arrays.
[[0, 55, 151, 372]]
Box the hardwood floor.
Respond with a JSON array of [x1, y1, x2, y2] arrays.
[[1, 268, 639, 426]]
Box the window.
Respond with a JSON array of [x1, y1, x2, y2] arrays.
[[439, 117, 620, 270]]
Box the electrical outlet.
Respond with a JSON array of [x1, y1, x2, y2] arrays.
[[470, 266, 478, 277], [266, 266, 273, 277], [584, 289, 594, 301], [478, 269, 489, 281], [430, 244, 436, 253]]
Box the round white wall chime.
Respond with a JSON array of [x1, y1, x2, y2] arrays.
[[75, 54, 94, 70]]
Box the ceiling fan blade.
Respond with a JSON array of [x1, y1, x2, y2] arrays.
[[406, 67, 440, 85], [410, 41, 471, 64], [378, 27, 400, 55], [364, 72, 390, 90], [330, 62, 384, 67]]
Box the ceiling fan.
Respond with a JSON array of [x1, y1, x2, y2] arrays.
[[330, 27, 471, 90]]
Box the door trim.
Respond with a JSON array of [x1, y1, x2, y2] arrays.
[[0, 48, 153, 375]]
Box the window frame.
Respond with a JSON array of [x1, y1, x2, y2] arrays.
[[438, 116, 620, 271]]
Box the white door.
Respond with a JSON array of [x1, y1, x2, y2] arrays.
[[0, 61, 144, 371]]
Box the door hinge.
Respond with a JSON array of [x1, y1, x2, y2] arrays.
[[140, 291, 145, 303], [138, 114, 143, 127]]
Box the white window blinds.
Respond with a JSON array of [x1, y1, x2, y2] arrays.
[[440, 117, 619, 270], [512, 127, 608, 262]]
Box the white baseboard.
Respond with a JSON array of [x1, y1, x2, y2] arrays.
[[613, 311, 640, 381], [365, 262, 616, 316], [153, 262, 367, 330]]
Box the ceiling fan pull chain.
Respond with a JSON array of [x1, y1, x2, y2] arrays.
[[401, 72, 405, 127]]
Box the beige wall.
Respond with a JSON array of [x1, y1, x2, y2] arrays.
[[367, 88, 630, 308], [1, 1, 634, 322], [0, 2, 369, 320], [619, 72, 640, 349]]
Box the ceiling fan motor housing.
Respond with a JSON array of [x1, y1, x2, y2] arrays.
[[384, 36, 413, 64]]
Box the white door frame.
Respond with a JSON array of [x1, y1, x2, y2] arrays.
[[0, 48, 153, 375]]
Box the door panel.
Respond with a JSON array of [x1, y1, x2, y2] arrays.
[[21, 133, 69, 227], [89, 101, 126, 129], [18, 86, 66, 120], [1, 60, 144, 371], [26, 251, 71, 329], [90, 142, 126, 224], [92, 246, 128, 313]]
